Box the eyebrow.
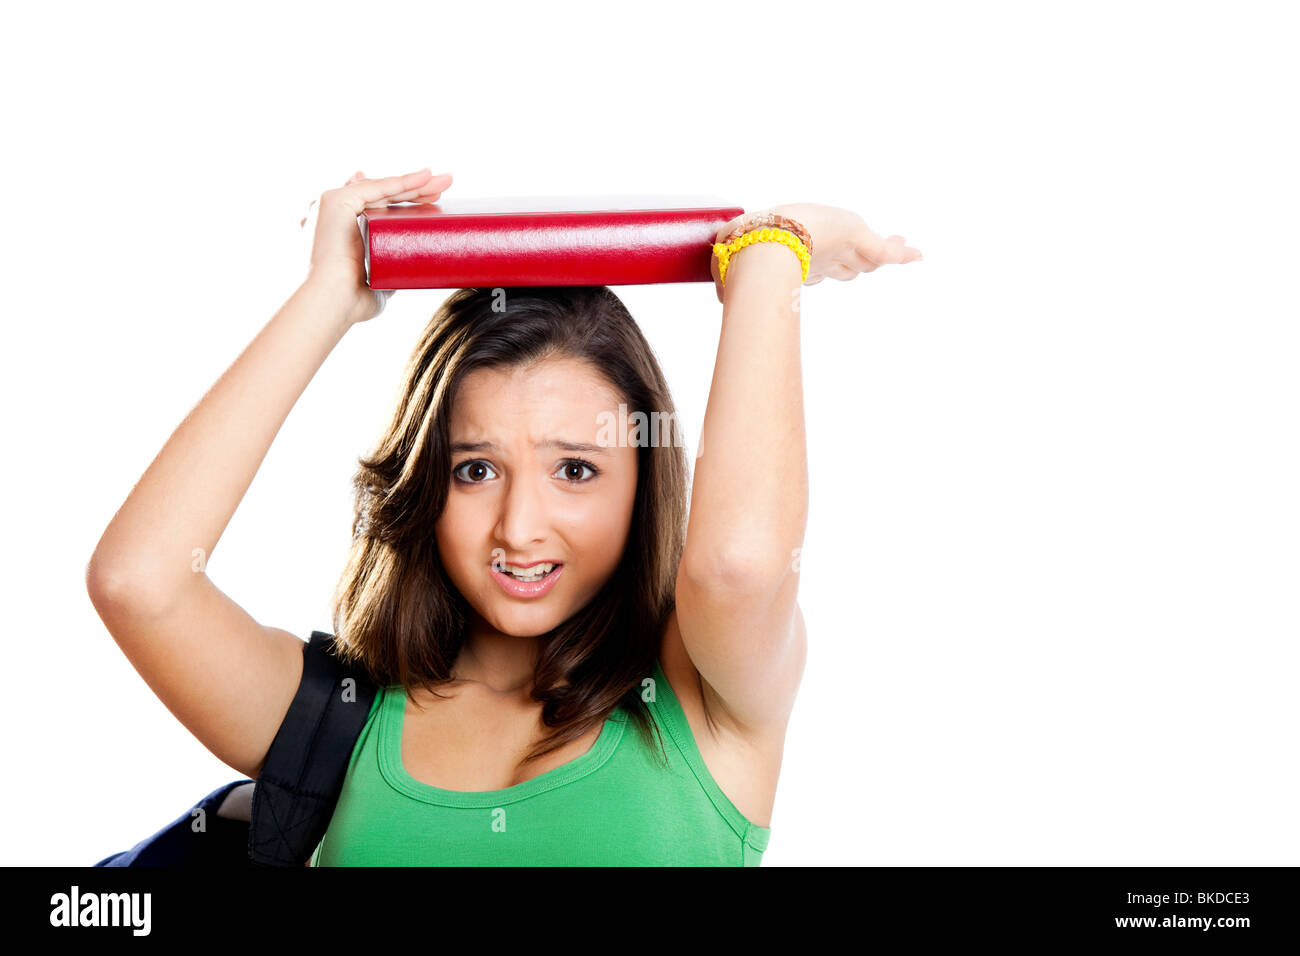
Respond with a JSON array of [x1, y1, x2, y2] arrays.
[[450, 439, 614, 456]]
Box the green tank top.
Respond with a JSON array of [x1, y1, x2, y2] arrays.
[[309, 657, 771, 866]]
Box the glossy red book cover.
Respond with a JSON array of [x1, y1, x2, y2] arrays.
[[360, 195, 745, 289]]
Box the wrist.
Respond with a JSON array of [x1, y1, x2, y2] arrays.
[[296, 275, 360, 332], [721, 239, 805, 286]]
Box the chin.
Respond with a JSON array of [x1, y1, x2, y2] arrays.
[[475, 588, 563, 623], [486, 610, 562, 639]]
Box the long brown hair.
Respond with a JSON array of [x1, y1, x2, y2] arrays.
[[329, 286, 688, 767]]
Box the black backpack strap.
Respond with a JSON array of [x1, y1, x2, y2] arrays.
[[248, 630, 379, 866]]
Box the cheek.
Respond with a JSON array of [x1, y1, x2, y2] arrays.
[[567, 490, 636, 565], [433, 500, 474, 569], [586, 507, 628, 551]]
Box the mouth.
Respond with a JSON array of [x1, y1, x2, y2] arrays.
[[490, 561, 565, 598], [490, 560, 563, 580], [495, 563, 561, 581]]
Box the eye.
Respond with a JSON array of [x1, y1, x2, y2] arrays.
[[554, 458, 600, 483], [452, 460, 498, 484]]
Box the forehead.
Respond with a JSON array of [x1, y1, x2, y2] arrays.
[[449, 357, 623, 437]]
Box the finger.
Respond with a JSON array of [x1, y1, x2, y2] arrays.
[[359, 171, 454, 208], [888, 234, 924, 264], [857, 230, 920, 266], [847, 249, 879, 274], [320, 171, 452, 224], [349, 169, 448, 205], [414, 174, 450, 194], [343, 172, 444, 206], [365, 184, 449, 207], [402, 172, 453, 201], [827, 263, 859, 281]]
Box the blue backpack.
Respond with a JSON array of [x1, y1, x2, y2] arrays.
[[93, 631, 379, 867]]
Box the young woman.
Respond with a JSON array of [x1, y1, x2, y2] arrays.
[[87, 168, 922, 866]]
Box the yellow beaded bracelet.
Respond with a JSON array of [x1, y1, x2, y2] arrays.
[[712, 227, 811, 287]]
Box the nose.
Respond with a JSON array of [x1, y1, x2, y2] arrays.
[[493, 473, 551, 552]]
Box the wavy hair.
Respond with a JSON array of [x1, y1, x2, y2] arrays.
[[328, 286, 689, 768]]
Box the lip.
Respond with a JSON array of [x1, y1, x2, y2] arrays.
[[490, 562, 564, 599]]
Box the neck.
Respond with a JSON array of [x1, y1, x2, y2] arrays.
[[453, 613, 545, 696]]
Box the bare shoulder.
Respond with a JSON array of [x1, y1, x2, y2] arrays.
[[655, 607, 798, 829]]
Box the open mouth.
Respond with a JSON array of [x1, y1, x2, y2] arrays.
[[496, 563, 562, 582]]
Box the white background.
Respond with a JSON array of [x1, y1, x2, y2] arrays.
[[1, 0, 1296, 867]]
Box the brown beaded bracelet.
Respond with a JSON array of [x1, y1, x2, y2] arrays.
[[719, 212, 814, 259]]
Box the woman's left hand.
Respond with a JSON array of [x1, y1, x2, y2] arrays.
[[712, 202, 922, 300]]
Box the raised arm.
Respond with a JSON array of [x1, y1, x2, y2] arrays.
[[85, 168, 451, 779], [675, 203, 922, 739]]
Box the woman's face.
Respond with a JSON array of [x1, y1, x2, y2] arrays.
[[435, 356, 639, 639]]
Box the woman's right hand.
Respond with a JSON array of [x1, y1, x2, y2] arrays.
[[301, 167, 453, 327]]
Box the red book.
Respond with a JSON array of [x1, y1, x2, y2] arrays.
[[360, 195, 745, 289]]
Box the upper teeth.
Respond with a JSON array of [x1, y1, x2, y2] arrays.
[[499, 562, 555, 577]]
